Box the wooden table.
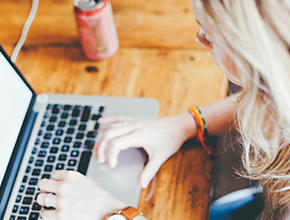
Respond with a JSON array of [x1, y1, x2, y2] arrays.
[[0, 0, 227, 219]]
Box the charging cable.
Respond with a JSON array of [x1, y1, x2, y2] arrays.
[[11, 0, 39, 63]]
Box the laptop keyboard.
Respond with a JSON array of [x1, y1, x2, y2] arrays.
[[9, 103, 104, 220]]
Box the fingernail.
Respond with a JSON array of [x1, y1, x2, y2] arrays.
[[141, 180, 149, 188], [98, 158, 105, 164], [110, 159, 118, 168]]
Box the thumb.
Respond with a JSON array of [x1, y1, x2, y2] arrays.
[[139, 156, 165, 189]]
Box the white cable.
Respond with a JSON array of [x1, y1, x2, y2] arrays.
[[11, 0, 39, 63]]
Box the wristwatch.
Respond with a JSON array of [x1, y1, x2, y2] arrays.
[[106, 206, 143, 220]]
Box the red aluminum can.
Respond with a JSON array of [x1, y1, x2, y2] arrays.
[[74, 0, 119, 61]]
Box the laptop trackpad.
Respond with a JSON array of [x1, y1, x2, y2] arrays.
[[86, 148, 146, 206]]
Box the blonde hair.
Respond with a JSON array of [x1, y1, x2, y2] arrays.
[[195, 0, 290, 219]]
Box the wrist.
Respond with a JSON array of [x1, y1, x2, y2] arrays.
[[175, 111, 198, 141]]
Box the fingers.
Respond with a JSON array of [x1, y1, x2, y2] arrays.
[[51, 170, 72, 181], [95, 124, 137, 163], [41, 210, 58, 220], [107, 133, 140, 168], [140, 157, 165, 188], [37, 193, 58, 207], [98, 116, 133, 124], [39, 179, 60, 194]]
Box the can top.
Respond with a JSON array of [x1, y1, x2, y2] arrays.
[[74, 0, 105, 11]]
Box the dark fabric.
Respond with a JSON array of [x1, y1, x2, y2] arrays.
[[210, 193, 264, 220]]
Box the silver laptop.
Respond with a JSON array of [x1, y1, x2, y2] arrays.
[[0, 45, 159, 220]]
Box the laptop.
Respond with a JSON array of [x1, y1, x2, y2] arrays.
[[0, 45, 159, 220]]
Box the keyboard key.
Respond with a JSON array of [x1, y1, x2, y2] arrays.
[[72, 106, 81, 117], [49, 116, 57, 123], [32, 169, 41, 176], [56, 163, 65, 170], [52, 104, 62, 114], [43, 112, 49, 119], [32, 202, 42, 211], [87, 131, 97, 138], [76, 133, 84, 139], [41, 121, 46, 127], [84, 140, 95, 149], [35, 160, 44, 167], [71, 150, 79, 157], [80, 106, 92, 122], [25, 187, 35, 195], [46, 125, 54, 131], [29, 212, 39, 220], [25, 166, 31, 173], [34, 138, 40, 145], [68, 159, 77, 167], [44, 165, 53, 172], [78, 124, 86, 131], [19, 206, 30, 215], [22, 176, 28, 183], [50, 147, 59, 154], [41, 174, 50, 179], [29, 178, 38, 186], [73, 142, 81, 148], [61, 145, 70, 152], [10, 215, 15, 220], [94, 122, 100, 130], [46, 104, 52, 110], [47, 156, 56, 163], [59, 154, 67, 161], [67, 128, 75, 134], [17, 217, 26, 220], [19, 185, 25, 193], [38, 130, 43, 136], [58, 121, 66, 127], [38, 151, 46, 158], [23, 197, 33, 205], [69, 119, 77, 126], [92, 114, 101, 121], [16, 195, 22, 203], [64, 137, 72, 143], [41, 142, 49, 149], [63, 105, 71, 111], [12, 205, 18, 213], [99, 106, 105, 113], [28, 156, 34, 164], [77, 151, 92, 175], [61, 113, 69, 119], [53, 138, 61, 145], [56, 129, 64, 136], [44, 133, 52, 140], [31, 147, 37, 155]]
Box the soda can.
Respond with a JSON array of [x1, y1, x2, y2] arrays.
[[74, 0, 119, 61]]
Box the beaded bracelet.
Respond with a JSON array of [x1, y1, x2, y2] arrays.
[[188, 106, 219, 158]]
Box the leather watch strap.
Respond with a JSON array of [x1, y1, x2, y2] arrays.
[[120, 206, 142, 220]]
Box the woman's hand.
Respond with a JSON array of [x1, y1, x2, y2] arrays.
[[37, 171, 126, 220], [95, 111, 197, 188]]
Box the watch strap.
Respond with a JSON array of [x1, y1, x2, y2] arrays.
[[119, 206, 142, 220]]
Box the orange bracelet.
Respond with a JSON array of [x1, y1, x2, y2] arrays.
[[188, 106, 219, 158]]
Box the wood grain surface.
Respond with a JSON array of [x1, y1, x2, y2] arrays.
[[0, 0, 228, 219]]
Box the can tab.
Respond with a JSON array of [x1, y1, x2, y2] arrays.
[[77, 0, 105, 11]]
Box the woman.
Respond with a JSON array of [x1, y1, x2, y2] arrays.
[[37, 0, 290, 219]]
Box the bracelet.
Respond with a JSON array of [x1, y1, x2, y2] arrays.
[[188, 106, 219, 158]]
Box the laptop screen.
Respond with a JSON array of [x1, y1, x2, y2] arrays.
[[0, 52, 33, 187]]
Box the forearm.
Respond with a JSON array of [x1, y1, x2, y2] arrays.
[[200, 93, 239, 136], [180, 93, 239, 140]]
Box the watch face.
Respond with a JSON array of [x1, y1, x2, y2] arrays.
[[108, 214, 127, 220]]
